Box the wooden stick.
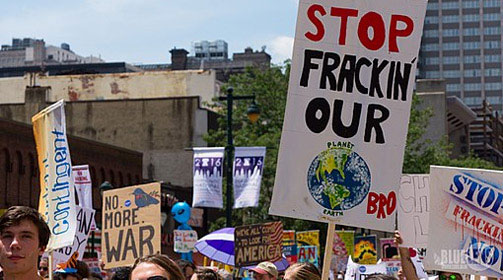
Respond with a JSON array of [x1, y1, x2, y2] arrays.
[[322, 223, 336, 280], [49, 250, 53, 280]]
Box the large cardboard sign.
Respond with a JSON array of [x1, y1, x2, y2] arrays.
[[102, 183, 161, 269], [52, 206, 95, 270], [331, 231, 354, 273], [33, 100, 77, 250], [234, 221, 283, 267], [398, 174, 429, 248], [425, 166, 503, 277], [298, 245, 319, 267], [353, 235, 377, 265], [269, 0, 427, 232]]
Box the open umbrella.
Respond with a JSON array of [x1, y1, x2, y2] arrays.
[[194, 227, 235, 265], [194, 227, 290, 270]]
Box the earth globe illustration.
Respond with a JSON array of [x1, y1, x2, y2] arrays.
[[307, 146, 371, 210]]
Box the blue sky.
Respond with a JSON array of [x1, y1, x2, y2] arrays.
[[0, 0, 298, 65]]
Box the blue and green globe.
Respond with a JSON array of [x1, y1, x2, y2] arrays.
[[307, 146, 371, 210]]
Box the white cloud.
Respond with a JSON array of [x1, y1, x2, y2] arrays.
[[269, 36, 294, 64]]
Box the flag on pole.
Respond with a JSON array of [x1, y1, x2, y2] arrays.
[[233, 147, 266, 208], [33, 100, 77, 250], [193, 147, 224, 208]]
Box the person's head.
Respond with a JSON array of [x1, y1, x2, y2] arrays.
[[189, 268, 219, 280], [53, 271, 81, 280], [75, 260, 90, 280], [283, 263, 321, 280], [364, 274, 398, 280], [250, 261, 278, 280], [438, 271, 462, 280], [175, 259, 196, 280], [39, 257, 49, 277], [111, 266, 132, 280], [0, 206, 50, 277], [130, 254, 184, 280]]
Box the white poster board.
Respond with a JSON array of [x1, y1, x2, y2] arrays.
[[269, 0, 427, 231], [398, 174, 429, 248], [424, 166, 503, 278], [173, 230, 198, 253]]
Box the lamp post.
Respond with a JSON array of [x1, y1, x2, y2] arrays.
[[218, 87, 260, 227]]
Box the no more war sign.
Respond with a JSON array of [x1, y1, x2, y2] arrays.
[[269, 0, 427, 232]]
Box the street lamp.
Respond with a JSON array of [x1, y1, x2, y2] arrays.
[[218, 87, 260, 227]]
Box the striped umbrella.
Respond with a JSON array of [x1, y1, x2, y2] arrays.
[[195, 227, 235, 266]]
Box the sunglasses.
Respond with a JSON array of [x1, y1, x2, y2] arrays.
[[147, 276, 168, 280], [439, 274, 458, 280]]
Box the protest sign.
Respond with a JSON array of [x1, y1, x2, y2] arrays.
[[283, 230, 298, 264], [425, 166, 503, 277], [297, 230, 320, 248], [52, 206, 95, 270], [298, 245, 319, 267], [102, 183, 161, 269], [380, 238, 399, 261], [33, 100, 77, 250], [233, 147, 266, 208], [73, 165, 93, 209], [188, 208, 204, 228], [398, 174, 429, 248], [235, 221, 283, 267], [331, 231, 354, 272], [354, 235, 377, 264], [193, 147, 224, 208], [345, 256, 387, 280], [173, 230, 198, 253], [269, 0, 427, 232]]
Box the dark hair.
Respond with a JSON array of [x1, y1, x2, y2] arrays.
[[131, 254, 184, 280], [365, 274, 398, 280], [285, 263, 321, 280], [192, 268, 219, 280], [0, 206, 50, 248], [175, 259, 196, 276], [76, 261, 90, 279], [111, 266, 132, 280]]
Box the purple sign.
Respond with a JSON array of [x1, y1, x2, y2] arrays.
[[234, 156, 264, 176], [194, 157, 222, 177], [193, 148, 225, 208]]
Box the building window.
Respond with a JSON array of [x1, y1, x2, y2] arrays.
[[447, 84, 462, 91], [464, 69, 481, 77], [428, 2, 439, 10], [463, 0, 479, 8], [425, 16, 439, 24], [444, 70, 461, 78], [485, 82, 502, 90], [485, 68, 501, 76], [443, 29, 460, 37], [443, 42, 460, 50], [464, 41, 481, 50], [443, 15, 459, 23], [463, 28, 480, 36], [484, 0, 500, 7], [483, 13, 500, 21], [443, 56, 460, 64], [484, 41, 500, 49], [486, 96, 501, 105], [426, 57, 440, 64], [464, 55, 481, 63], [464, 83, 482, 91], [424, 29, 439, 37], [484, 55, 500, 63], [464, 96, 483, 105], [423, 44, 439, 51], [484, 26, 500, 35], [425, 71, 440, 78], [442, 1, 459, 9], [463, 14, 480, 22]]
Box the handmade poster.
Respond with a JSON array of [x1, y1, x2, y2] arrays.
[[233, 147, 266, 208], [234, 221, 283, 267], [173, 230, 198, 253], [283, 230, 298, 264], [33, 100, 77, 250], [380, 238, 399, 261], [192, 147, 224, 208], [102, 183, 161, 269], [73, 165, 93, 209], [354, 235, 377, 265], [345, 256, 387, 280], [398, 174, 429, 248], [269, 0, 428, 232], [52, 206, 95, 270], [331, 231, 355, 272], [425, 166, 503, 277], [298, 245, 319, 267]]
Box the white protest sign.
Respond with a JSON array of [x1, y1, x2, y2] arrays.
[[73, 165, 93, 209], [193, 147, 224, 208], [424, 166, 503, 278], [32, 100, 78, 250], [398, 174, 429, 248], [173, 230, 198, 253], [233, 147, 266, 208], [269, 0, 427, 232], [52, 206, 95, 270]]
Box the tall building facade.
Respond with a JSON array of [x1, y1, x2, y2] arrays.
[[418, 0, 503, 112]]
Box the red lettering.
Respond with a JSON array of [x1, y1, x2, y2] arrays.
[[305, 4, 327, 42], [330, 7, 358, 45], [367, 191, 396, 219], [357, 12, 386, 51], [389, 15, 414, 52]]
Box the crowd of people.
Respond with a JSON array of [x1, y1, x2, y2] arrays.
[[0, 205, 463, 280]]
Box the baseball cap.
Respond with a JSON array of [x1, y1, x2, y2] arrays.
[[250, 262, 278, 278]]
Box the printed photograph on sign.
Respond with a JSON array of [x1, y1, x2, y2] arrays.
[[425, 166, 503, 278], [102, 182, 161, 269], [269, 0, 428, 232]]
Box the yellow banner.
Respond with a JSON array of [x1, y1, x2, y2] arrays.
[[32, 100, 77, 250]]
